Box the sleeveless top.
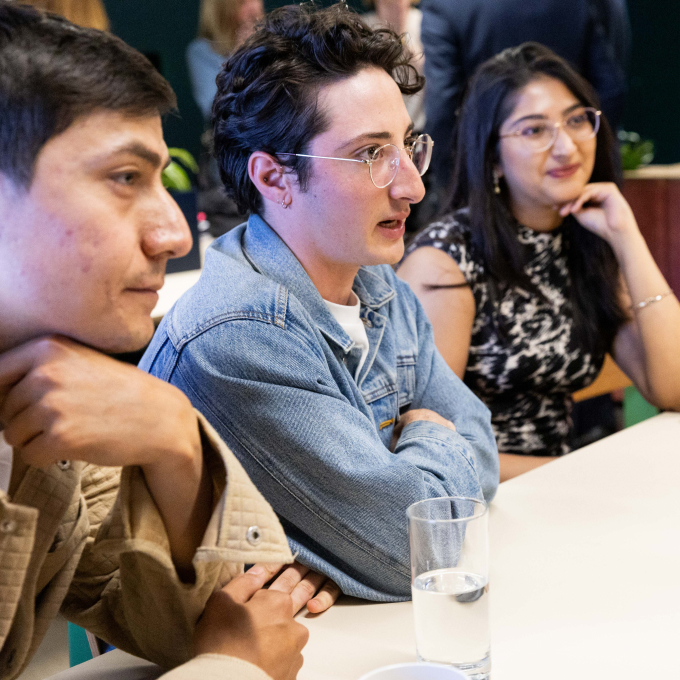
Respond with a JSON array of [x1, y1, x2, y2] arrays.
[[406, 208, 605, 456]]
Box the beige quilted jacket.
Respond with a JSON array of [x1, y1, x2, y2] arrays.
[[0, 413, 292, 680]]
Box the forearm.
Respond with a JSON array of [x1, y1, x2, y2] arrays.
[[142, 413, 213, 581], [613, 230, 680, 408], [499, 453, 555, 483], [410, 349, 499, 500]]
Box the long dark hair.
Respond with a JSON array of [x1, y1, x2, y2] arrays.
[[447, 42, 628, 357]]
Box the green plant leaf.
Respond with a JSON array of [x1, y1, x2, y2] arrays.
[[168, 147, 199, 174], [162, 161, 192, 192], [619, 130, 655, 171]]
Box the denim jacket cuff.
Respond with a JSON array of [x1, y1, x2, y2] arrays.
[[397, 419, 476, 467]]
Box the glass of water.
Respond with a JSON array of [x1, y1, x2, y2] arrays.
[[407, 496, 490, 680]]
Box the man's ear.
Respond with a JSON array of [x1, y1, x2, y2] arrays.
[[248, 152, 292, 209]]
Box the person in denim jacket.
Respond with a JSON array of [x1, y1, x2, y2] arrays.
[[141, 3, 499, 602]]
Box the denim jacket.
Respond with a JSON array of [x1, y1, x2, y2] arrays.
[[141, 215, 499, 601]]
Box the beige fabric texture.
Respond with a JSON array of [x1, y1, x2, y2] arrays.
[[162, 653, 273, 680], [0, 412, 291, 679]]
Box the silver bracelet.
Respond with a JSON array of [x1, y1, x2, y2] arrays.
[[632, 290, 673, 311]]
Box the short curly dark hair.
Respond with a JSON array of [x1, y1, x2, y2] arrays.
[[212, 2, 423, 215]]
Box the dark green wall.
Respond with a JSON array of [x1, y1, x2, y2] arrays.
[[623, 0, 680, 163], [103, 0, 204, 159], [104, 0, 680, 164]]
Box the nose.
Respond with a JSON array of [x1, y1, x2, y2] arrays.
[[142, 188, 193, 262], [389, 149, 426, 204], [551, 124, 578, 157]]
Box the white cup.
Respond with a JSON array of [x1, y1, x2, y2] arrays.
[[358, 662, 468, 680]]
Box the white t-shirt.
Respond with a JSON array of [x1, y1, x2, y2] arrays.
[[324, 293, 370, 380]]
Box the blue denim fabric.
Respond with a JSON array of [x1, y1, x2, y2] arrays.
[[141, 215, 499, 601]]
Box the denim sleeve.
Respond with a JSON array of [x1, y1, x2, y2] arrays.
[[422, 0, 462, 186], [161, 318, 487, 600], [402, 283, 500, 502]]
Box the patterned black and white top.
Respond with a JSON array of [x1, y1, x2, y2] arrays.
[[407, 208, 605, 456]]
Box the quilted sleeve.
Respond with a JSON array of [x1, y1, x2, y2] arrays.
[[61, 415, 290, 670], [160, 654, 273, 680]]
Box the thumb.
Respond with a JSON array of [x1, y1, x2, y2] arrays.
[[221, 563, 284, 604]]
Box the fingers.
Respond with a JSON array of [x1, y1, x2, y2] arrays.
[[268, 562, 310, 593], [0, 342, 38, 408], [306, 579, 341, 614], [222, 563, 286, 604], [0, 361, 56, 427], [560, 183, 619, 217], [3, 405, 46, 456], [269, 562, 327, 614]]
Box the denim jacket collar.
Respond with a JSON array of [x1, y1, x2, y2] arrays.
[[242, 215, 396, 351]]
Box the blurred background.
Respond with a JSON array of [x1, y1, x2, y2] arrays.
[[96, 0, 679, 165]]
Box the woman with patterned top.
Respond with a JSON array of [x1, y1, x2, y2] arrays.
[[398, 43, 680, 481]]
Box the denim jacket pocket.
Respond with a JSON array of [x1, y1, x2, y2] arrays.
[[396, 353, 417, 409], [361, 378, 398, 448]]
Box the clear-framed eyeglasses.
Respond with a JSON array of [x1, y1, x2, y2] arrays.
[[276, 133, 434, 189], [499, 107, 601, 153]]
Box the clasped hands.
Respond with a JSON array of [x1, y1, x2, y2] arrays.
[[195, 561, 341, 680]]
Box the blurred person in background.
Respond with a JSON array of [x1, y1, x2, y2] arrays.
[[399, 43, 680, 482], [187, 0, 265, 238], [18, 0, 109, 30], [187, 0, 264, 120], [420, 0, 630, 195]]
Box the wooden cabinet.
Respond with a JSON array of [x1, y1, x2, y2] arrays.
[[623, 165, 680, 296]]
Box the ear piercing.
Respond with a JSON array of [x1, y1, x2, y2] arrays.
[[493, 170, 501, 195], [281, 197, 291, 209]]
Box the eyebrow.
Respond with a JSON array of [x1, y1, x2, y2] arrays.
[[335, 123, 415, 152], [509, 103, 586, 127], [94, 142, 170, 169]]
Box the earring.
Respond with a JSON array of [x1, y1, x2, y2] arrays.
[[263, 177, 269, 183], [281, 197, 291, 209], [493, 171, 501, 195]]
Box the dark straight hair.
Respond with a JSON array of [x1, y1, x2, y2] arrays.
[[448, 42, 628, 357], [0, 1, 176, 188]]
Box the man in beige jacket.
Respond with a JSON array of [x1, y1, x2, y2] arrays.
[[0, 3, 335, 679]]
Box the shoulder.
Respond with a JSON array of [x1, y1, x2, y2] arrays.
[[186, 38, 223, 68], [405, 210, 481, 283], [422, 0, 470, 20], [165, 230, 308, 349], [407, 209, 472, 257]]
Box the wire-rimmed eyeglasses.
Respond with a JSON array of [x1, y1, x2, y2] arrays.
[[499, 107, 601, 153], [275, 133, 434, 189]]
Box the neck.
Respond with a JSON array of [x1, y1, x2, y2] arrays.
[[265, 218, 358, 306], [510, 200, 563, 233]]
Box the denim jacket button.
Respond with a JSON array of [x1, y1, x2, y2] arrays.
[[361, 317, 373, 328], [246, 525, 262, 546], [57, 460, 71, 471]]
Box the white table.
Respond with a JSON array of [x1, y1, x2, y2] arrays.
[[49, 413, 680, 679], [151, 270, 201, 321]]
